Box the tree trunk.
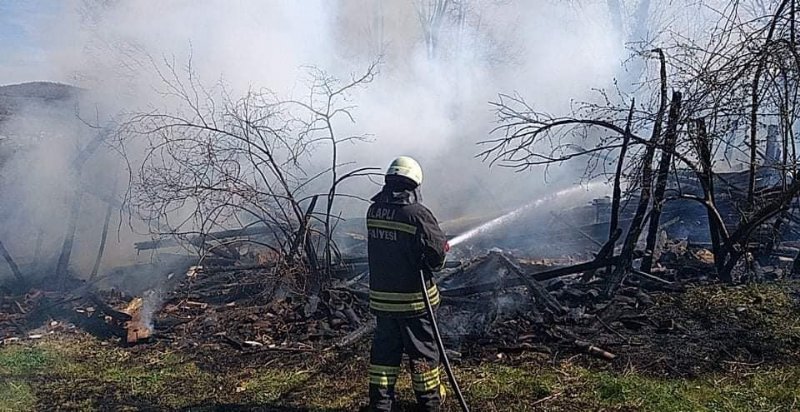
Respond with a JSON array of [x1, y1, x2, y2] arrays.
[[608, 99, 635, 247], [0, 240, 25, 283], [288, 195, 319, 264], [641, 91, 683, 272], [603, 50, 668, 298], [56, 190, 83, 285], [90, 176, 118, 281], [605, 99, 635, 276], [691, 119, 726, 280]]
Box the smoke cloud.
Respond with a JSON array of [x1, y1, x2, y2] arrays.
[[4, 0, 730, 282]]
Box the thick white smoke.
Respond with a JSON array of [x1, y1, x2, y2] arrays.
[[2, 0, 730, 278]]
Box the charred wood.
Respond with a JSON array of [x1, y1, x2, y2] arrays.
[[642, 91, 683, 272], [0, 240, 25, 283], [440, 256, 619, 298], [608, 99, 635, 255], [629, 269, 674, 286], [88, 293, 132, 323], [134, 226, 277, 251], [56, 190, 83, 285], [602, 53, 668, 297], [90, 176, 118, 281], [495, 253, 567, 316], [330, 319, 376, 349]]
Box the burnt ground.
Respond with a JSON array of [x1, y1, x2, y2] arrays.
[[459, 280, 800, 379], [2, 273, 800, 411]]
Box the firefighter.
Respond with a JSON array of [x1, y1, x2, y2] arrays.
[[366, 156, 449, 412]]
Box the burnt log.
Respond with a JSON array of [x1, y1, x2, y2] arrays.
[[496, 253, 567, 316], [90, 175, 118, 280], [88, 293, 132, 323], [330, 319, 376, 349], [440, 256, 620, 297]]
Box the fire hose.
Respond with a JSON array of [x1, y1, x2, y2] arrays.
[[421, 268, 470, 412]]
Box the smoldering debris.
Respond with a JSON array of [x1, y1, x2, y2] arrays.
[[1, 207, 799, 381]]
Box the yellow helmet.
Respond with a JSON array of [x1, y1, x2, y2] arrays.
[[386, 156, 423, 186]]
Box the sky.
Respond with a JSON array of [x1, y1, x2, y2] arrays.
[[0, 0, 65, 84]]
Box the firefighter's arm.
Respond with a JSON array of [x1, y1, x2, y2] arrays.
[[416, 206, 448, 272]]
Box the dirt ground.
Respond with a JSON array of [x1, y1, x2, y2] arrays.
[[2, 280, 800, 411]]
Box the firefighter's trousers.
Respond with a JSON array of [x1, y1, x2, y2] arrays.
[[368, 315, 441, 411]]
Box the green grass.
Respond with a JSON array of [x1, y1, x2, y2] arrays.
[[681, 281, 800, 342], [466, 363, 555, 400], [581, 365, 800, 412], [240, 369, 311, 403], [1, 337, 799, 411], [0, 346, 52, 411], [45, 341, 224, 409], [0, 346, 54, 375], [0, 380, 35, 412]]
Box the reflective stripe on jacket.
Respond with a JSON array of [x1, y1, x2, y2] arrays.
[[367, 186, 447, 318], [369, 282, 440, 313]]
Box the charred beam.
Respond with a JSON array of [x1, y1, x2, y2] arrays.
[[90, 176, 118, 281], [496, 253, 567, 315], [134, 225, 276, 251], [440, 256, 620, 297], [0, 240, 25, 283]]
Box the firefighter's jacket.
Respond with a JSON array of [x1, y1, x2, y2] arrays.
[[367, 186, 447, 318]]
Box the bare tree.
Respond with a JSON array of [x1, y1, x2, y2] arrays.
[[481, 0, 800, 291], [123, 58, 379, 292], [287, 62, 380, 288], [416, 0, 453, 59]]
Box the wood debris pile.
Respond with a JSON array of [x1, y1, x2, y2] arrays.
[[424, 243, 799, 370], [153, 266, 370, 352], [3, 231, 798, 370], [0, 278, 137, 344]]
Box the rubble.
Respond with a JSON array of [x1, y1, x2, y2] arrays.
[[152, 266, 371, 352], [2, 220, 799, 380]]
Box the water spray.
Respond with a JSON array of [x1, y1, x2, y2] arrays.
[[448, 182, 605, 248], [427, 183, 603, 410]]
